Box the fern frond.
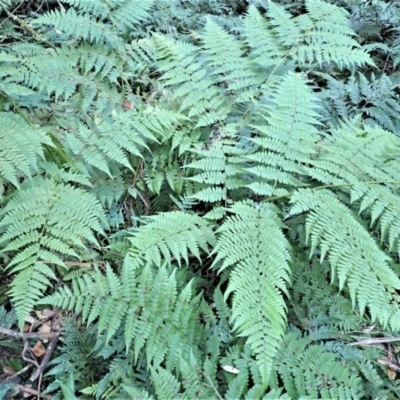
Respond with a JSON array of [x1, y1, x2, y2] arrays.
[[0, 177, 105, 326], [32, 8, 122, 46], [271, 332, 363, 399], [319, 73, 400, 134], [155, 36, 228, 127], [0, 113, 54, 187], [352, 184, 400, 257], [151, 367, 181, 399], [64, 109, 160, 176], [246, 72, 321, 197], [128, 211, 215, 268], [289, 188, 400, 329], [202, 19, 259, 103], [261, 0, 372, 68], [212, 201, 291, 383], [243, 5, 286, 68], [40, 262, 204, 369], [185, 138, 248, 205]]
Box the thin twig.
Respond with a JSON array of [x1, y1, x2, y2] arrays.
[[202, 372, 224, 400], [0, 326, 56, 340], [22, 339, 40, 369], [40, 260, 92, 267], [12, 384, 52, 399], [56, 0, 65, 10], [4, 364, 33, 382], [349, 337, 400, 346], [30, 331, 61, 382], [377, 359, 400, 372]]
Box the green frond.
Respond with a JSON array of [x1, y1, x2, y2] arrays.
[[0, 113, 54, 187], [270, 332, 363, 399], [246, 72, 321, 197], [110, 0, 154, 33], [243, 5, 286, 68], [266, 0, 372, 68], [40, 262, 204, 369], [155, 35, 228, 127], [0, 177, 105, 326], [351, 183, 400, 257], [151, 367, 181, 400], [118, 385, 154, 400], [202, 19, 259, 102], [307, 119, 400, 186], [319, 73, 400, 134], [64, 110, 161, 176], [289, 188, 400, 329], [185, 139, 248, 205], [212, 201, 291, 383], [32, 8, 122, 46], [128, 211, 215, 268]]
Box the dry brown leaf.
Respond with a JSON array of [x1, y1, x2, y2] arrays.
[[123, 99, 134, 110], [22, 324, 31, 332], [32, 341, 46, 357], [3, 365, 15, 376], [387, 367, 396, 380], [41, 308, 55, 317]]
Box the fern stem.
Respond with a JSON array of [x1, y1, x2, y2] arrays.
[[202, 372, 224, 400]]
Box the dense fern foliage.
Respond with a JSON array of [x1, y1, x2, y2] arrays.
[[1, 0, 400, 398]]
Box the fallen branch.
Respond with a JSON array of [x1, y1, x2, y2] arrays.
[[349, 337, 400, 346], [0, 326, 56, 340], [13, 383, 53, 399], [30, 331, 61, 382], [377, 359, 400, 372]]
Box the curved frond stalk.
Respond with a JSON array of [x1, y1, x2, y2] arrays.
[[212, 201, 291, 383]]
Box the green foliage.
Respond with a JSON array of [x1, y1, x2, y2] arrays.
[[212, 201, 291, 383], [1, 0, 400, 398], [0, 177, 105, 326]]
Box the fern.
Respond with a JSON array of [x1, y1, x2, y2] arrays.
[[0, 177, 105, 326], [318, 73, 400, 134], [127, 211, 216, 268], [1, 0, 400, 397], [40, 261, 204, 370], [245, 71, 321, 197], [0, 113, 54, 187], [212, 201, 291, 383], [289, 188, 400, 329], [270, 331, 363, 399]]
